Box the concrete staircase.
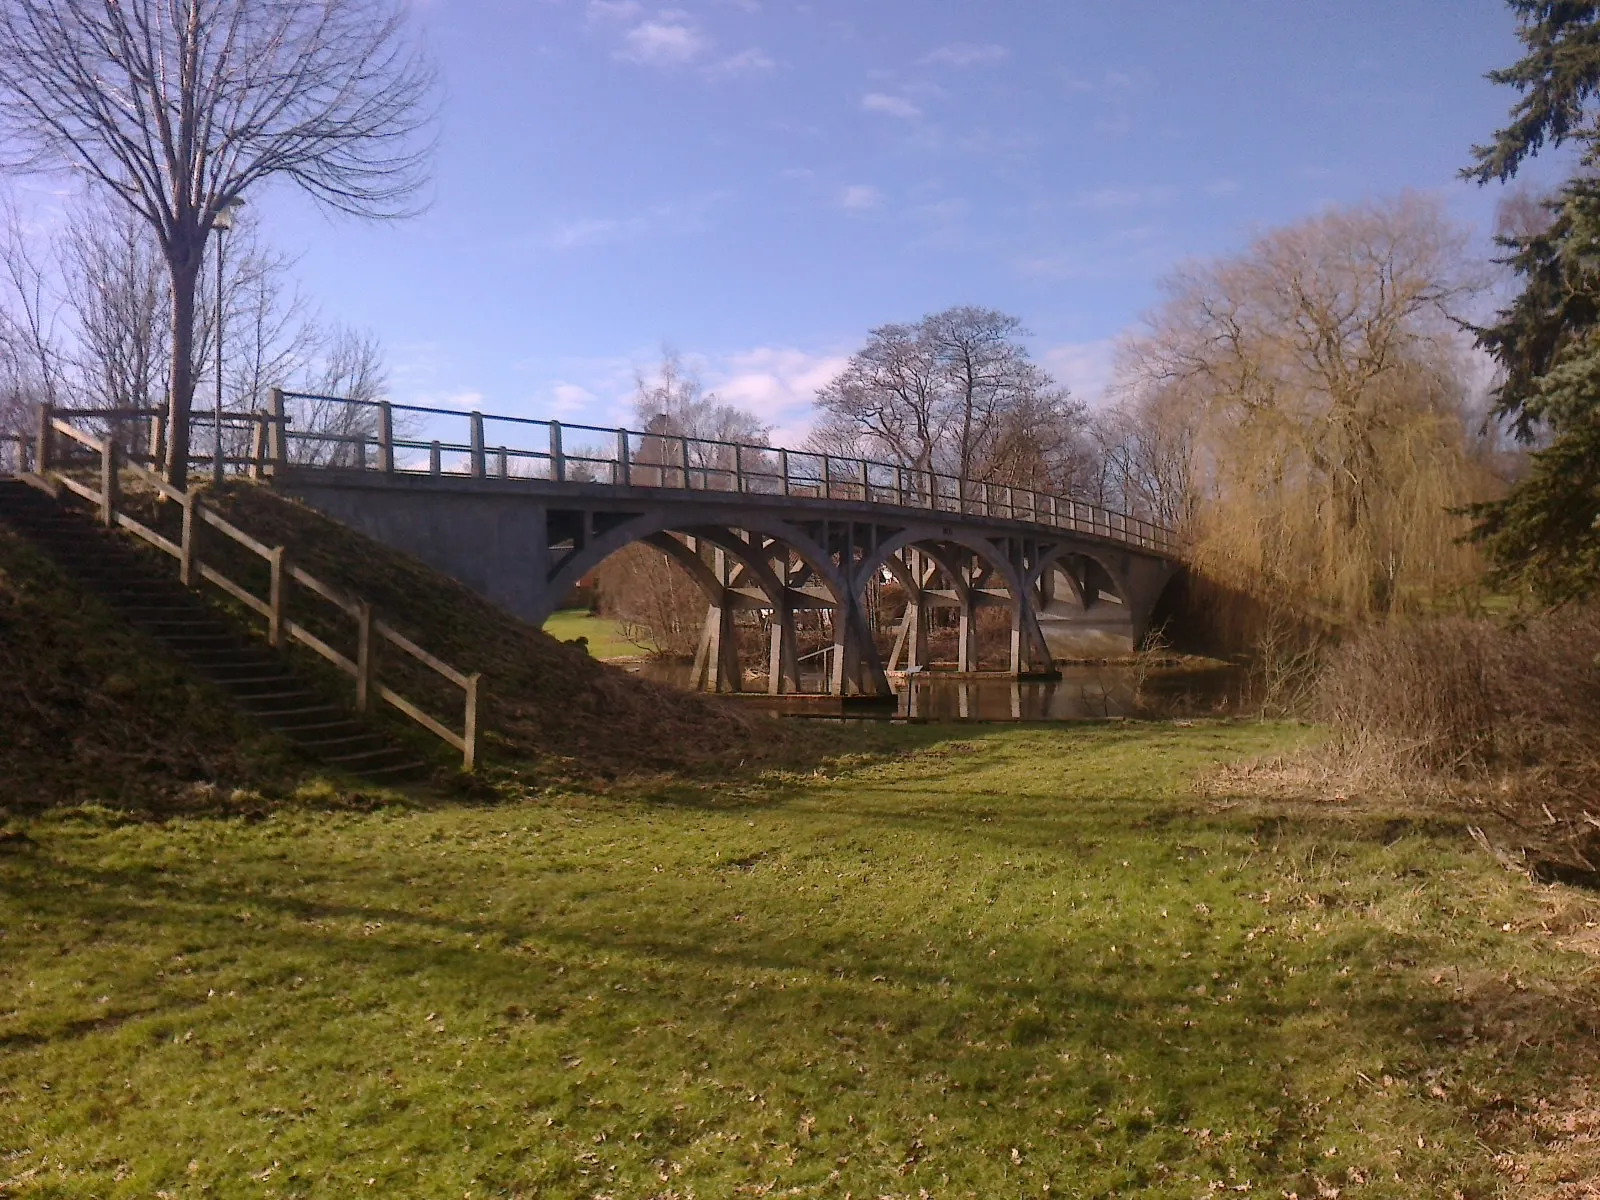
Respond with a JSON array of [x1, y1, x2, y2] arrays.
[[0, 479, 429, 782]]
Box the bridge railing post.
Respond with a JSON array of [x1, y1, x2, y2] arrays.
[[266, 387, 286, 474], [549, 420, 565, 482], [469, 412, 486, 478], [680, 436, 692, 489], [429, 440, 442, 475], [780, 449, 790, 496], [734, 442, 744, 493], [858, 457, 869, 502], [616, 428, 631, 486], [821, 455, 831, 500], [378, 401, 395, 474]]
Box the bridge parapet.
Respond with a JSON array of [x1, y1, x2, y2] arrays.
[[262, 390, 1176, 557]]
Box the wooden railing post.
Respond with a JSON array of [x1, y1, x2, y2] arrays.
[[858, 458, 869, 502], [180, 493, 198, 587], [616, 428, 631, 486], [462, 673, 481, 771], [355, 602, 374, 713], [378, 401, 395, 474], [821, 455, 831, 500], [249, 414, 267, 480], [429, 440, 442, 475], [100, 437, 119, 527], [549, 420, 565, 482], [148, 411, 167, 473], [268, 547, 288, 648], [34, 404, 52, 475], [469, 412, 486, 478], [679, 436, 692, 489], [780, 449, 790, 496], [733, 443, 744, 493]]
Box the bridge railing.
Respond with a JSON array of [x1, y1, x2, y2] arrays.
[[266, 391, 1177, 556]]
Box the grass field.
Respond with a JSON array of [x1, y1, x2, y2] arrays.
[[4, 722, 1598, 1198], [541, 609, 644, 661]]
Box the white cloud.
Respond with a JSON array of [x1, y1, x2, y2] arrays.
[[708, 46, 776, 77], [861, 92, 922, 120], [919, 42, 1007, 68], [551, 383, 598, 416], [617, 18, 707, 65], [837, 184, 884, 212], [586, 0, 644, 24], [1041, 340, 1119, 408], [706, 347, 849, 444]]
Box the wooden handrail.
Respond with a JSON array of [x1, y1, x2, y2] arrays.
[[24, 404, 481, 771]]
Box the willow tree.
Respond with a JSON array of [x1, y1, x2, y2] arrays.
[[0, 0, 434, 489], [1118, 194, 1494, 620]]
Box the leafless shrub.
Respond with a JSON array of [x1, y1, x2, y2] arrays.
[[1314, 608, 1600, 783]]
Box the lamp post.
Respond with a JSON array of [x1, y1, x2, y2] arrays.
[[211, 197, 245, 486]]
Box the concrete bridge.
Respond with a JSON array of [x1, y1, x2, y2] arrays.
[[260, 391, 1181, 698]]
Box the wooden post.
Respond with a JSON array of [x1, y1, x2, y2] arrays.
[[680, 436, 692, 489], [355, 602, 374, 713], [267, 547, 288, 648], [822, 455, 831, 500], [780, 449, 790, 496], [549, 420, 565, 482], [249, 415, 267, 480], [462, 673, 481, 771], [469, 412, 486, 478], [267, 387, 286, 473], [430, 440, 442, 475], [858, 458, 869, 502], [34, 404, 51, 475], [733, 443, 744, 493], [148, 411, 167, 473], [616, 428, 631, 486], [497, 446, 508, 477], [378, 402, 395, 474], [895, 466, 904, 507], [180, 494, 198, 587], [100, 437, 118, 527]]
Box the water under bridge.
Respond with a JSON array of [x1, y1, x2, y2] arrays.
[[256, 391, 1181, 699]]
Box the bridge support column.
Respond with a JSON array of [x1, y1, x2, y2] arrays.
[[957, 588, 978, 673], [828, 595, 891, 698], [767, 596, 800, 695], [887, 550, 931, 674], [691, 599, 741, 692], [690, 547, 744, 693]]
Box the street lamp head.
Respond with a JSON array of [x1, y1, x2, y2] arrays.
[[212, 196, 246, 233]]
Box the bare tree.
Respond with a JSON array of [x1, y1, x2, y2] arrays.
[[812, 306, 1077, 490], [0, 0, 434, 488], [630, 349, 769, 483], [61, 202, 168, 453]]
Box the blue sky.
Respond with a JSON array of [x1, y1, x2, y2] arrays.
[[39, 1, 1570, 442]]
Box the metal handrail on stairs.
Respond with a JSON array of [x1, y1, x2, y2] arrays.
[[13, 406, 481, 771]]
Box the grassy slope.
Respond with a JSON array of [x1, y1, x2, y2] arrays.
[[4, 722, 1598, 1198], [0, 524, 303, 815], [541, 609, 643, 661], [188, 484, 770, 780]]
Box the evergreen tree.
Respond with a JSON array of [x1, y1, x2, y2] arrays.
[[1466, 2, 1600, 602]]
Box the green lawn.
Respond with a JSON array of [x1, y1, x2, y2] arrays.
[[3, 723, 1597, 1197], [541, 609, 644, 660]]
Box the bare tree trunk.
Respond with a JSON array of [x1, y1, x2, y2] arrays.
[[165, 244, 201, 490]]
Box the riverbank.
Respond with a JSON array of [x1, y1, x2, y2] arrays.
[[4, 721, 1597, 1197]]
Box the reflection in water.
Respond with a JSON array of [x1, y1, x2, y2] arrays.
[[630, 660, 1245, 722]]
